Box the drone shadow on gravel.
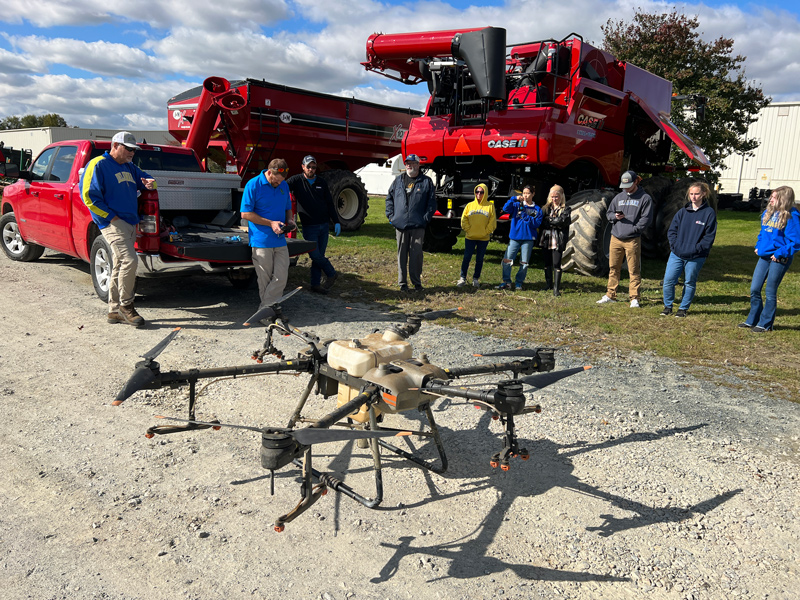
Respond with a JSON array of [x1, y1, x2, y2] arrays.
[[366, 414, 741, 584]]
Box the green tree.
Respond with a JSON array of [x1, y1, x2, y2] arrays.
[[601, 10, 770, 176], [0, 113, 68, 129]]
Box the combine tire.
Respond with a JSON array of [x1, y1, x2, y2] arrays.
[[640, 176, 674, 258], [319, 170, 369, 232], [423, 219, 459, 252], [561, 190, 615, 277], [1, 212, 45, 262]]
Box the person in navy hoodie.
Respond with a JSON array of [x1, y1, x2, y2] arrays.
[[739, 186, 800, 332], [495, 184, 543, 291], [660, 181, 718, 317]]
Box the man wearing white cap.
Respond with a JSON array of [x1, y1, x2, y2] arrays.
[[596, 170, 653, 308], [81, 131, 156, 327], [385, 154, 436, 292]]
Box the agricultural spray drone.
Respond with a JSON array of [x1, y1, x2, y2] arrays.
[[114, 289, 590, 531]]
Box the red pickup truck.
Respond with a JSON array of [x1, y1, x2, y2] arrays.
[[0, 140, 314, 300]]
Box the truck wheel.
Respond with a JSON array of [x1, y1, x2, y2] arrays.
[[561, 190, 614, 277], [423, 220, 459, 252], [90, 235, 113, 303], [227, 269, 256, 289], [1, 212, 45, 262], [319, 170, 369, 232]]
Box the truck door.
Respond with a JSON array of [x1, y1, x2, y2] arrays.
[[14, 146, 56, 247], [29, 145, 79, 254]]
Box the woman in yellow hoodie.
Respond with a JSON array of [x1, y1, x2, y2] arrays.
[[457, 183, 497, 288]]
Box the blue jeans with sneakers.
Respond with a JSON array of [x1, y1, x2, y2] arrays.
[[502, 239, 534, 286], [461, 239, 489, 280], [662, 252, 706, 311], [746, 255, 793, 329]]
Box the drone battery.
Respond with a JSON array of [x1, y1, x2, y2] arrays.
[[316, 374, 339, 397]]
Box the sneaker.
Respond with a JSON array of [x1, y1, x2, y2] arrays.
[[660, 306, 672, 316], [310, 284, 328, 295], [472, 278, 480, 289], [400, 284, 409, 292], [630, 299, 640, 308], [456, 277, 467, 287], [323, 272, 339, 290], [107, 312, 124, 324], [118, 305, 145, 328], [514, 283, 523, 291], [674, 309, 688, 318], [596, 295, 616, 304], [751, 326, 769, 333], [496, 282, 511, 290], [414, 284, 424, 292], [737, 322, 753, 329]]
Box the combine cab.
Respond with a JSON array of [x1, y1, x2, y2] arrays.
[[363, 27, 711, 272], [168, 77, 419, 231]]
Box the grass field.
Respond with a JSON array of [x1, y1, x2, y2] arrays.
[[289, 199, 800, 402]]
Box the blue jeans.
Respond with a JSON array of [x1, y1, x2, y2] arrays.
[[502, 239, 534, 285], [461, 239, 489, 279], [301, 223, 335, 286], [746, 256, 793, 329], [662, 252, 707, 310]]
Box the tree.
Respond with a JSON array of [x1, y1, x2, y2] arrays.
[[1, 113, 68, 130], [601, 10, 770, 176]]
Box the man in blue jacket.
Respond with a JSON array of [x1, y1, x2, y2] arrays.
[[80, 131, 155, 327], [385, 154, 436, 292]]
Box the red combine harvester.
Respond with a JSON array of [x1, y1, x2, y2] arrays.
[[167, 77, 420, 231], [363, 27, 711, 274]]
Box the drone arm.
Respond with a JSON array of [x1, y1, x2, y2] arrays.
[[441, 358, 542, 380], [421, 383, 499, 403], [309, 385, 379, 430], [158, 358, 313, 387]]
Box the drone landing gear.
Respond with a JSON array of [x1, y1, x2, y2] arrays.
[[377, 404, 448, 475], [489, 413, 530, 471], [145, 381, 220, 438]]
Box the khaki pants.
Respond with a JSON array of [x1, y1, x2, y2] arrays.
[[607, 236, 642, 300], [101, 219, 138, 312], [252, 246, 290, 308]]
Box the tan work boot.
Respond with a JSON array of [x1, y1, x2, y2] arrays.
[[118, 304, 145, 328], [107, 312, 124, 324]]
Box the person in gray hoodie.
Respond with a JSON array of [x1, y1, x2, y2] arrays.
[[660, 181, 717, 317], [596, 171, 653, 308]]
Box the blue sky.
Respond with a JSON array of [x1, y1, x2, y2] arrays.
[[1, 0, 798, 130]]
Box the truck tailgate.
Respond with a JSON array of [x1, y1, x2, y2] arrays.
[[159, 228, 316, 262]]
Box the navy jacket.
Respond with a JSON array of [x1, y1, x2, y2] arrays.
[[667, 201, 717, 259], [386, 173, 436, 230]]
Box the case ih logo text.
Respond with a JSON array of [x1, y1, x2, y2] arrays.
[[577, 113, 604, 129], [487, 138, 529, 149]]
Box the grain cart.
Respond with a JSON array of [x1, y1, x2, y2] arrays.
[[362, 26, 711, 274], [167, 77, 420, 231]]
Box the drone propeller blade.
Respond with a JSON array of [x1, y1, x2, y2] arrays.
[[113, 365, 158, 406], [154, 415, 259, 432], [473, 347, 540, 358], [518, 366, 591, 389], [417, 307, 462, 320], [244, 287, 303, 326], [141, 327, 182, 361], [292, 428, 412, 445]]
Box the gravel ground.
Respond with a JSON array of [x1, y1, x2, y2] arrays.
[[1, 251, 799, 600]]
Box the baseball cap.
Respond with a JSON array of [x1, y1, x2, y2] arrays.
[[302, 155, 317, 166], [404, 154, 420, 164], [112, 131, 140, 150], [619, 170, 638, 189]]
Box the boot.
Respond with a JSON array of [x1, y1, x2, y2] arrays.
[[553, 269, 562, 297], [543, 267, 553, 291]]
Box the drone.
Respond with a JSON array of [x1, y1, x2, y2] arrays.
[[114, 288, 591, 531]]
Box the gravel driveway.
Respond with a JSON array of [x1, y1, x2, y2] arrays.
[[1, 251, 798, 600]]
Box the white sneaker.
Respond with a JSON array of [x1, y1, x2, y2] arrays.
[[456, 277, 467, 287], [472, 278, 480, 289], [596, 295, 616, 304], [630, 299, 640, 308]]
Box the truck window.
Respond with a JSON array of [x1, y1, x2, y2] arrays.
[[49, 146, 78, 182], [30, 147, 57, 181], [86, 148, 202, 172]]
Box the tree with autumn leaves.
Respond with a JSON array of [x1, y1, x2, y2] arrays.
[[601, 10, 770, 176]]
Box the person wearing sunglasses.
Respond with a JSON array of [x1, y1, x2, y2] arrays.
[[80, 131, 156, 328], [241, 158, 296, 314]]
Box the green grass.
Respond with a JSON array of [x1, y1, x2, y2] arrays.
[[290, 199, 800, 402]]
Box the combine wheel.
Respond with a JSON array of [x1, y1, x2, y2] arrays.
[[561, 190, 615, 277], [1, 212, 45, 262], [423, 219, 459, 252], [319, 170, 369, 232], [639, 176, 674, 259]]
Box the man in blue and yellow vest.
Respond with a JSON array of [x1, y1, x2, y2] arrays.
[[80, 132, 155, 327]]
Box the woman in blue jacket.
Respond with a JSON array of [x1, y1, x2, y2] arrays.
[[739, 186, 800, 332], [495, 184, 543, 290], [660, 181, 718, 317]]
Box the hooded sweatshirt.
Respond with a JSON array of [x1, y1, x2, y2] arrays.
[[667, 200, 717, 259], [754, 207, 800, 260], [461, 184, 497, 241]]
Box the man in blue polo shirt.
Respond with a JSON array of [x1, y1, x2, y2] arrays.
[[241, 158, 296, 311]]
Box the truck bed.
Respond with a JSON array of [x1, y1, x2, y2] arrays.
[[160, 226, 316, 262]]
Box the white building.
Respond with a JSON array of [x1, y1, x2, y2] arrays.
[[0, 127, 178, 163], [717, 101, 800, 194]]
